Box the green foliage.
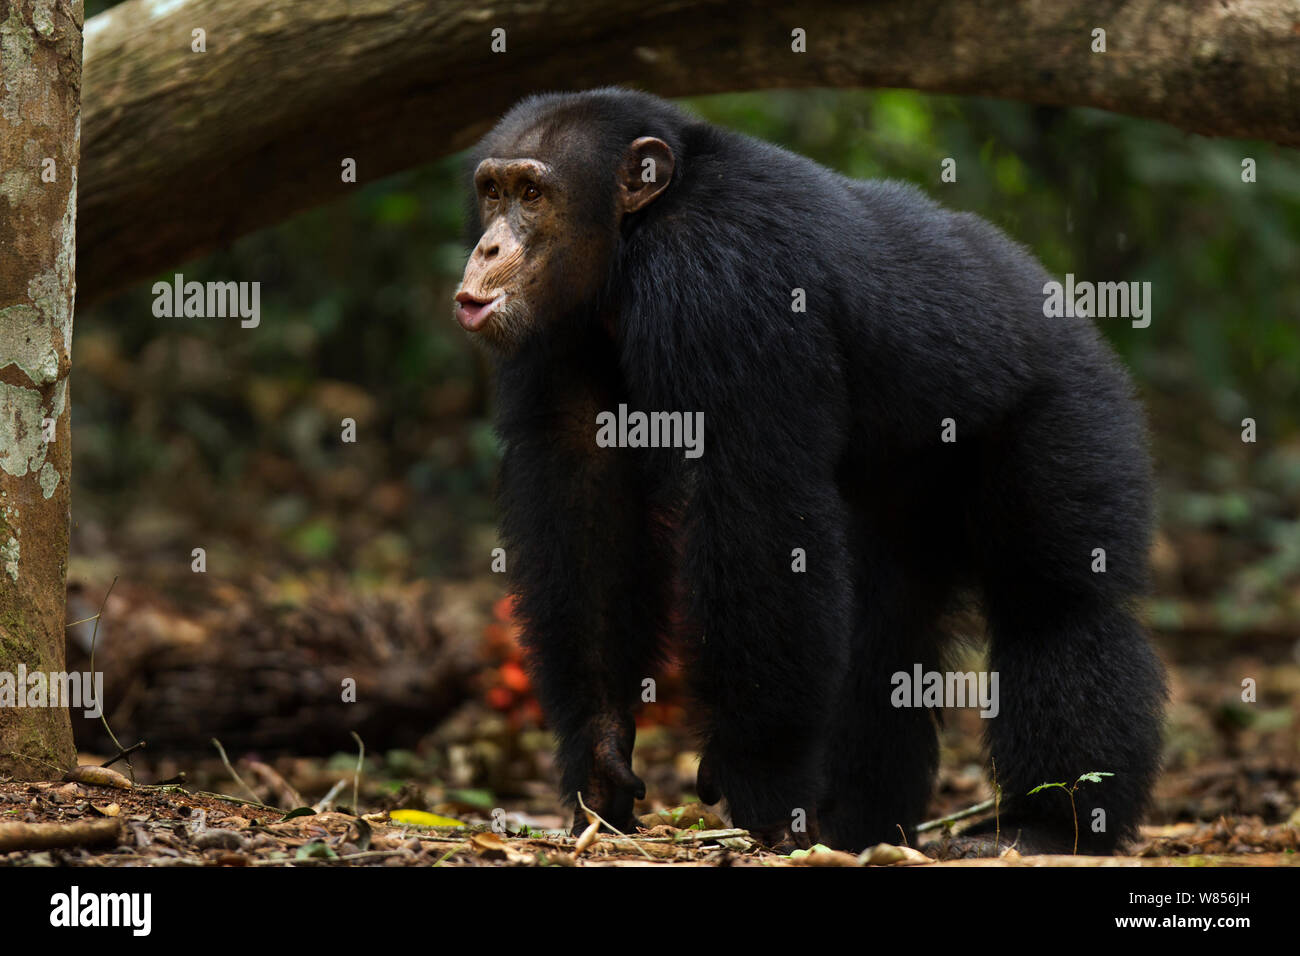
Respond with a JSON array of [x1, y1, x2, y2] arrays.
[[1075, 771, 1115, 786], [1030, 771, 1114, 794]]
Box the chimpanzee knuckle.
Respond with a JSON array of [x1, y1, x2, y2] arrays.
[[594, 748, 644, 798]]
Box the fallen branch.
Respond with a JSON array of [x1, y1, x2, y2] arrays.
[[79, 0, 1300, 303], [244, 760, 305, 810], [0, 818, 121, 852], [917, 798, 996, 833]]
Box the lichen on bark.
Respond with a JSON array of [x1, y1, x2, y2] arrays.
[[0, 0, 83, 780]]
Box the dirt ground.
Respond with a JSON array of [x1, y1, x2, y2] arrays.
[[0, 774, 1295, 867]]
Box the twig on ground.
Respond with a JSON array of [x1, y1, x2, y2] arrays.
[[210, 739, 262, 805], [244, 760, 305, 809], [101, 741, 146, 769], [314, 780, 347, 813], [916, 798, 996, 833], [85, 578, 133, 781], [575, 792, 652, 859], [350, 731, 365, 813]]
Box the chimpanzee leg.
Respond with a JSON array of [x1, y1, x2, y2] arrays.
[[686, 465, 852, 848], [809, 456, 970, 852], [958, 388, 1165, 855], [818, 531, 954, 850], [970, 595, 1165, 854]]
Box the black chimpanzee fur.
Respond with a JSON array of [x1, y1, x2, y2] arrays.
[[471, 89, 1165, 854]]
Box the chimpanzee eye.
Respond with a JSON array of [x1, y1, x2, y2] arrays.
[[484, 181, 499, 200], [523, 184, 541, 202]]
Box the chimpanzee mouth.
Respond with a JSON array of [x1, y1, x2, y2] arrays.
[[453, 292, 506, 331]]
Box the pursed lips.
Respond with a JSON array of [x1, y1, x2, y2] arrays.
[[454, 291, 506, 330]]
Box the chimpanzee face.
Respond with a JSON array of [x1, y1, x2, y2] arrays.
[[455, 131, 674, 353]]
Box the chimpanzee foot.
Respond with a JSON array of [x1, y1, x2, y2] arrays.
[[749, 818, 818, 853], [926, 833, 1018, 859], [926, 825, 1074, 859]]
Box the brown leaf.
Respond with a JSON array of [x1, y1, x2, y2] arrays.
[[859, 842, 930, 865], [795, 846, 861, 866], [63, 766, 133, 789], [469, 831, 510, 859], [573, 819, 602, 856]]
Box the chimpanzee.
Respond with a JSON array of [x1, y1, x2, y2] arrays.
[[453, 88, 1165, 855]]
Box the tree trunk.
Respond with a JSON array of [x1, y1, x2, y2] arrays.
[[0, 0, 82, 780], [78, 0, 1300, 305]]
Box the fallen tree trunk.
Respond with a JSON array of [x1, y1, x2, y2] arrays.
[[66, 579, 484, 755], [79, 0, 1300, 304]]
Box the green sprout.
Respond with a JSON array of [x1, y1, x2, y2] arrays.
[[1028, 771, 1114, 854]]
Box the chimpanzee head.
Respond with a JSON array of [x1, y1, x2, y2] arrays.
[[453, 90, 679, 352]]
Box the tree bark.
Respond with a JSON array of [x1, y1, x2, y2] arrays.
[[0, 0, 82, 780], [78, 0, 1300, 305]]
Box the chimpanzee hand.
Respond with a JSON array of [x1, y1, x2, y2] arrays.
[[570, 713, 645, 835]]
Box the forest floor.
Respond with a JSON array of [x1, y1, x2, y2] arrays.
[[0, 570, 1295, 867], [0, 770, 1295, 867]]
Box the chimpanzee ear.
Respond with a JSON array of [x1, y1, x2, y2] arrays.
[[619, 137, 675, 214]]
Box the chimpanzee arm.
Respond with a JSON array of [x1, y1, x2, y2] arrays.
[[494, 353, 671, 832]]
